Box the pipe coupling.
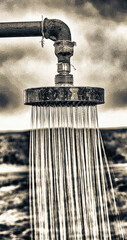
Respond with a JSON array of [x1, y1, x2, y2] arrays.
[[57, 62, 70, 74], [55, 74, 73, 86], [54, 40, 75, 63]]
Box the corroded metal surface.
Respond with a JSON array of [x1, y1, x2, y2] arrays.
[[0, 18, 72, 40], [0, 22, 42, 37], [54, 40, 75, 85], [24, 87, 104, 106], [54, 40, 75, 63], [0, 18, 75, 86], [43, 18, 71, 41], [55, 74, 73, 86], [57, 62, 70, 73]]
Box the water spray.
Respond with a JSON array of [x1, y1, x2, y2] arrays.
[[0, 17, 124, 239]]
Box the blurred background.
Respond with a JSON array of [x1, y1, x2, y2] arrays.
[[0, 0, 127, 239]]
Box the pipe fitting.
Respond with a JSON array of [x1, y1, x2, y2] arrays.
[[43, 18, 71, 41], [57, 62, 70, 74], [55, 74, 73, 86], [54, 40, 75, 63], [43, 18, 76, 86]]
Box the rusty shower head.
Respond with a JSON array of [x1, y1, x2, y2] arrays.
[[24, 17, 104, 106], [24, 87, 104, 106]]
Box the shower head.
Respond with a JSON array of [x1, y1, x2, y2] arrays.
[[23, 17, 104, 106], [24, 87, 104, 106]]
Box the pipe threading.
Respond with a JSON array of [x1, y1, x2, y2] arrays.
[[57, 62, 70, 74], [55, 74, 73, 86]]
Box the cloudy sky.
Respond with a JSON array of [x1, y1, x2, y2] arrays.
[[0, 0, 127, 130]]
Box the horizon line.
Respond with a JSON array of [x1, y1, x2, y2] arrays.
[[0, 126, 127, 134]]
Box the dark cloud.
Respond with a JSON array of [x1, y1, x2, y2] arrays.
[[77, 24, 127, 111], [0, 92, 9, 108], [0, 75, 22, 113], [86, 28, 106, 44], [85, 27, 107, 62], [85, 25, 127, 72], [0, 0, 127, 22], [0, 41, 54, 115], [111, 88, 127, 109], [0, 44, 49, 67], [0, 0, 34, 12], [73, 0, 127, 20], [88, 0, 127, 19], [0, 48, 25, 66], [109, 41, 127, 71]]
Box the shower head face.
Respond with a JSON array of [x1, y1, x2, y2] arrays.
[[24, 86, 104, 106]]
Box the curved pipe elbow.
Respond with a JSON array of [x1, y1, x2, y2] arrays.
[[43, 18, 71, 41]]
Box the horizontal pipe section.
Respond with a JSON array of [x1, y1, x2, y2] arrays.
[[0, 21, 42, 37]]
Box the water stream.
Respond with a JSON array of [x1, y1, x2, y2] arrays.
[[29, 105, 124, 240]]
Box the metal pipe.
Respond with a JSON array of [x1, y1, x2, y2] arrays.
[[0, 18, 72, 40], [43, 18, 71, 41], [0, 17, 75, 86], [0, 21, 42, 37], [0, 17, 104, 106], [0, 18, 75, 87]]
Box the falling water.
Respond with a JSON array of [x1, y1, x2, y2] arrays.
[[29, 105, 124, 240]]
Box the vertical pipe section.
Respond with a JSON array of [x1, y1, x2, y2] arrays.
[[0, 21, 42, 37]]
